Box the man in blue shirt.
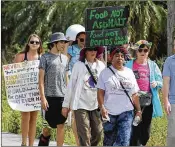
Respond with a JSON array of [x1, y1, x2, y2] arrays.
[[162, 38, 175, 146]]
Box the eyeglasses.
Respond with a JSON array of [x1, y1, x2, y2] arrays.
[[138, 48, 149, 53], [79, 38, 85, 42], [86, 48, 97, 51], [29, 41, 40, 45]]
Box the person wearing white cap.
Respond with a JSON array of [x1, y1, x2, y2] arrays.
[[65, 24, 86, 76], [65, 24, 86, 146]]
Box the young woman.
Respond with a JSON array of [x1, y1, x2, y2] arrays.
[[14, 34, 43, 146]]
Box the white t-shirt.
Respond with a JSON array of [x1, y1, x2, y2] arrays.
[[97, 66, 139, 115], [78, 60, 105, 110]]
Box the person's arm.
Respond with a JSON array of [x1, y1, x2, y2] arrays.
[[151, 62, 163, 88], [130, 69, 142, 117], [97, 89, 108, 118], [39, 68, 49, 111], [162, 76, 171, 115], [132, 93, 142, 117], [13, 53, 24, 63], [62, 62, 79, 118]]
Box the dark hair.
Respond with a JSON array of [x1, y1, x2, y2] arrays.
[[139, 44, 149, 49], [47, 41, 58, 50], [20, 34, 44, 54], [110, 46, 128, 60], [72, 32, 85, 45]]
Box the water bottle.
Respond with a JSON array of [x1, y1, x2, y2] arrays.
[[133, 115, 141, 126]]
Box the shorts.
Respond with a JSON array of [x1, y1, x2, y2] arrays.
[[45, 96, 67, 128]]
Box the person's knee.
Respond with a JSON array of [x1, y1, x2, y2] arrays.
[[57, 124, 64, 130], [29, 112, 38, 123]]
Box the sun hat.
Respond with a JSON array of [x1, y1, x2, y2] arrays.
[[47, 32, 68, 45], [65, 24, 85, 41], [131, 40, 152, 50], [79, 46, 105, 61]]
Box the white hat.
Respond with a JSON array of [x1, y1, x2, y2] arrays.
[[65, 24, 85, 41]]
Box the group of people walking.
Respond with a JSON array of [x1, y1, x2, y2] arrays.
[[12, 24, 175, 146]]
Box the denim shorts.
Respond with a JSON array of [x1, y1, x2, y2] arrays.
[[103, 110, 134, 146]]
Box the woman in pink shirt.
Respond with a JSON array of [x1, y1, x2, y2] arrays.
[[125, 40, 163, 146]]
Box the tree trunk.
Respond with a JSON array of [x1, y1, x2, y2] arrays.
[[167, 1, 175, 56]]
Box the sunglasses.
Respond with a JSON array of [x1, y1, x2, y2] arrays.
[[79, 38, 85, 42], [29, 41, 40, 45], [86, 48, 97, 51], [138, 48, 149, 53]]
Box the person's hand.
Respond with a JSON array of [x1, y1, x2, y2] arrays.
[[100, 105, 108, 119], [135, 110, 142, 120], [164, 99, 171, 116], [41, 97, 49, 111], [151, 81, 157, 88], [62, 107, 69, 118]]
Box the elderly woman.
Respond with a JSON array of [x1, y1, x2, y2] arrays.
[[62, 46, 105, 146], [125, 40, 163, 146], [97, 46, 141, 146]]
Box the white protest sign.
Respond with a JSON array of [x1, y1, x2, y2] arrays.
[[3, 60, 41, 112]]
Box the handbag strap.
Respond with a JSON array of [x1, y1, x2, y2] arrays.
[[108, 66, 135, 109], [85, 64, 97, 85]]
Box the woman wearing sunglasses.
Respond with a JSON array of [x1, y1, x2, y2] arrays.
[[14, 34, 43, 146], [62, 46, 105, 146], [125, 40, 163, 146]]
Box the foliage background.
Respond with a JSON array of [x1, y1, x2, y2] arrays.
[[2, 0, 167, 64], [1, 0, 171, 146]]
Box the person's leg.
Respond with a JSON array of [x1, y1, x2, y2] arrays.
[[113, 110, 133, 146], [140, 105, 153, 146], [74, 109, 91, 146], [72, 111, 80, 146], [21, 112, 30, 146], [28, 111, 38, 146], [167, 104, 175, 146], [103, 114, 118, 146], [130, 125, 142, 146], [56, 124, 65, 146], [90, 109, 103, 146]]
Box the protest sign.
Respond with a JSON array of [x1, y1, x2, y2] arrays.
[[85, 6, 129, 47], [3, 60, 41, 112]]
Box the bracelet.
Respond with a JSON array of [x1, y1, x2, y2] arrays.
[[136, 110, 142, 114]]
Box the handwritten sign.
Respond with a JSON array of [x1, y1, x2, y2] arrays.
[[86, 28, 128, 46], [85, 6, 129, 47], [3, 60, 41, 112], [85, 6, 129, 30]]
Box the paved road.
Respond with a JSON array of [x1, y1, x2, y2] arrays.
[[1, 132, 60, 146]]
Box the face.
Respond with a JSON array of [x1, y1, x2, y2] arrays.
[[77, 33, 85, 49], [85, 48, 97, 61], [112, 52, 125, 66], [55, 41, 66, 51], [28, 36, 40, 51], [136, 46, 149, 60]]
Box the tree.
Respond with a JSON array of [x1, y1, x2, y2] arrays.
[[2, 1, 167, 63], [167, 0, 175, 56]]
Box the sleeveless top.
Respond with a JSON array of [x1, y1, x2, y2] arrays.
[[23, 52, 40, 61]]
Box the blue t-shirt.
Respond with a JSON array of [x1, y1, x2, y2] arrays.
[[67, 44, 81, 75], [162, 55, 175, 104]]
